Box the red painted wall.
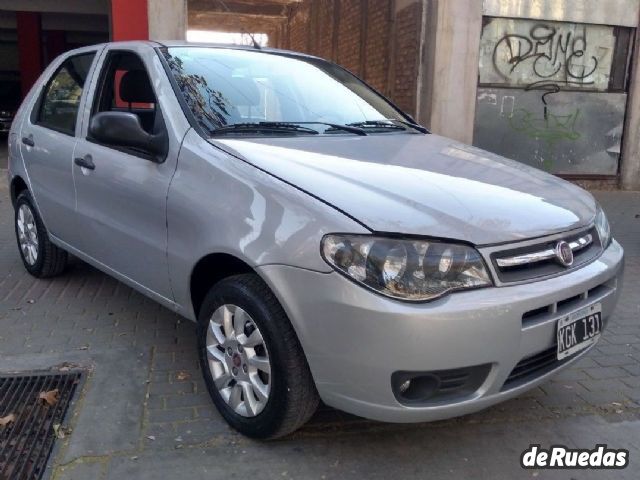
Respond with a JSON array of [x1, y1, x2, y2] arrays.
[[16, 11, 43, 97], [111, 0, 149, 41]]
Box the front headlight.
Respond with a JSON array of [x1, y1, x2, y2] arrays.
[[594, 206, 611, 248], [321, 234, 493, 301]]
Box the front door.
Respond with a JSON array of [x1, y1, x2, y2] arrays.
[[72, 48, 176, 300]]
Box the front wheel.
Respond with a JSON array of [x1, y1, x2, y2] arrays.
[[197, 274, 319, 439]]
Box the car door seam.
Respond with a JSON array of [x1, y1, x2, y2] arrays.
[[165, 127, 190, 305]]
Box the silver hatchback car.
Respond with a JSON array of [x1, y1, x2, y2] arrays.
[[8, 41, 623, 438]]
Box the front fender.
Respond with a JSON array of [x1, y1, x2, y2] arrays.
[[166, 130, 368, 319]]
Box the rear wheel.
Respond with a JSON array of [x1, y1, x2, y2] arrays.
[[197, 274, 318, 439], [14, 191, 68, 278]]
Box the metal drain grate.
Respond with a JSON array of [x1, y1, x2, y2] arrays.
[[0, 373, 81, 480]]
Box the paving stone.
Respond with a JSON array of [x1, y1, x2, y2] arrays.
[[592, 354, 637, 367], [148, 380, 195, 395], [195, 404, 222, 420], [551, 367, 589, 382], [604, 334, 640, 345], [173, 418, 231, 444], [164, 393, 213, 409], [54, 459, 106, 480], [583, 366, 630, 380], [578, 389, 633, 406], [147, 407, 197, 424], [579, 378, 630, 392], [621, 376, 640, 388], [596, 343, 636, 355], [143, 422, 178, 448], [623, 364, 640, 376]]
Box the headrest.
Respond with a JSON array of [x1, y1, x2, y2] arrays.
[[120, 70, 155, 103], [222, 77, 261, 107]]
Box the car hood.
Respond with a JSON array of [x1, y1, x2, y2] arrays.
[[211, 133, 597, 245]]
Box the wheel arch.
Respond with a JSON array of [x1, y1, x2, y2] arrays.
[[190, 252, 256, 319], [10, 175, 29, 209]]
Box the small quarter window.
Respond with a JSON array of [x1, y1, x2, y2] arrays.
[[36, 53, 95, 135]]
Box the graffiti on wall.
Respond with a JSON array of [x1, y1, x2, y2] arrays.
[[474, 18, 625, 175], [478, 18, 616, 151], [479, 17, 616, 90], [509, 106, 582, 144]]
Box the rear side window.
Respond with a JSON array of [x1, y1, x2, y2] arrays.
[[36, 53, 95, 135]]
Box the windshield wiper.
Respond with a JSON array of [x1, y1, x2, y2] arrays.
[[391, 119, 429, 133], [347, 119, 428, 133], [211, 121, 368, 137], [297, 122, 367, 136], [210, 122, 320, 136]]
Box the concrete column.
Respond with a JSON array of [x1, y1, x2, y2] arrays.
[[16, 11, 43, 97], [416, 0, 482, 144], [620, 10, 640, 190], [147, 0, 186, 41]]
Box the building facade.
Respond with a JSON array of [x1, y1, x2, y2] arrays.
[[278, 0, 640, 190], [1, 0, 639, 189]]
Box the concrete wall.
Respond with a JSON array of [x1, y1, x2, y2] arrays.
[[148, 0, 186, 40], [621, 8, 640, 190], [417, 0, 482, 143]]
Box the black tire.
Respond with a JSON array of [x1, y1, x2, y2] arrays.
[[14, 191, 68, 278], [197, 274, 319, 439]]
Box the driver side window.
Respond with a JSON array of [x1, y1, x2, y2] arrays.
[[92, 51, 160, 137]]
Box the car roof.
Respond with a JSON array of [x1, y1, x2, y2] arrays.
[[63, 40, 325, 62], [156, 40, 321, 58]]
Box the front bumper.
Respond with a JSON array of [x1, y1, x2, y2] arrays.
[[258, 239, 624, 423]]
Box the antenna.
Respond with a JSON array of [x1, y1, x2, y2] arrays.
[[215, 0, 261, 49], [243, 29, 262, 50]]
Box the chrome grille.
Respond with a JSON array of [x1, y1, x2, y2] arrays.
[[495, 233, 593, 268], [484, 227, 602, 285]]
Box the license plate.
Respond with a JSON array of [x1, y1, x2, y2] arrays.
[[557, 303, 602, 360]]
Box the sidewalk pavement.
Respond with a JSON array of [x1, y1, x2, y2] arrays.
[[0, 178, 639, 479]]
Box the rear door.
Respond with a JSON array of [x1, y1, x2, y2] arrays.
[[71, 46, 178, 301], [19, 51, 98, 242]]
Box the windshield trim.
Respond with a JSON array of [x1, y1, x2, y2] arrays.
[[155, 45, 428, 141]]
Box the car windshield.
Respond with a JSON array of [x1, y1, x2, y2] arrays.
[[162, 46, 410, 136]]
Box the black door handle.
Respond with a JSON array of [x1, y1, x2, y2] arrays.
[[74, 155, 95, 170], [22, 136, 34, 147]]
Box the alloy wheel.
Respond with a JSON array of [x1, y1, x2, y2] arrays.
[[17, 204, 39, 266], [205, 304, 271, 417]]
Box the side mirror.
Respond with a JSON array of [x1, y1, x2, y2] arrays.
[[89, 111, 167, 161]]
